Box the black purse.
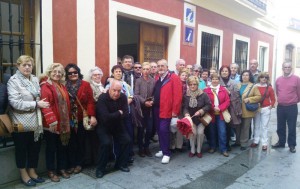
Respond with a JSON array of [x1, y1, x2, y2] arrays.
[[245, 84, 259, 112]]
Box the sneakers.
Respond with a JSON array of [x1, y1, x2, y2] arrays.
[[161, 155, 170, 164], [155, 151, 163, 158]]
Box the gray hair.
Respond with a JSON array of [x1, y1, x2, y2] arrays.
[[230, 63, 239, 69], [176, 59, 185, 66], [193, 64, 202, 71], [88, 66, 103, 80]]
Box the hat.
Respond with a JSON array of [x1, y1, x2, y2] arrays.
[[177, 116, 195, 139]]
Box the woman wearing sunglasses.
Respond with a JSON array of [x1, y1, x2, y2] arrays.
[[251, 72, 276, 150]]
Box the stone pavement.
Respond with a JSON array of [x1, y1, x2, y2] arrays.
[[3, 104, 300, 189]]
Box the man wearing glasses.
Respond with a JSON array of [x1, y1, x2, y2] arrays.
[[272, 62, 300, 153]]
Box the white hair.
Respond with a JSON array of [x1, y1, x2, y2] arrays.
[[88, 66, 103, 80]]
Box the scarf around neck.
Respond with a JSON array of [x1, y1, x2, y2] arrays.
[[186, 89, 203, 108]]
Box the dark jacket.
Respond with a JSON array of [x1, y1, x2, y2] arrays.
[[0, 83, 8, 114]]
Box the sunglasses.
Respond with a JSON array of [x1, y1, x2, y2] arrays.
[[260, 76, 269, 79], [68, 71, 78, 76]]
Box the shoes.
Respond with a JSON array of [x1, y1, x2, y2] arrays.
[[250, 143, 258, 148], [161, 155, 170, 164], [262, 145, 267, 151], [144, 148, 153, 157], [155, 151, 163, 158], [138, 150, 145, 157], [208, 149, 215, 154], [73, 166, 82, 174], [227, 145, 232, 152], [128, 157, 134, 164], [222, 151, 229, 157], [170, 149, 176, 153], [30, 176, 45, 183], [95, 170, 105, 178], [150, 136, 158, 143], [240, 147, 247, 151], [231, 143, 240, 147], [176, 148, 183, 153], [230, 136, 236, 142], [272, 142, 285, 148], [118, 166, 130, 172], [21, 178, 36, 187], [188, 152, 195, 157], [59, 170, 70, 179], [196, 153, 202, 158], [290, 146, 296, 153], [48, 171, 60, 182], [66, 168, 74, 174]]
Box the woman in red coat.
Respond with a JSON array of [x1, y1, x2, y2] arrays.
[[204, 73, 230, 157], [40, 63, 71, 182], [65, 63, 97, 174]]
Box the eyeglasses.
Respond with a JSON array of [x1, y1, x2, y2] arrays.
[[68, 71, 78, 76], [52, 70, 62, 75], [92, 74, 102, 77], [151, 66, 157, 68], [189, 83, 198, 86], [134, 67, 142, 69], [260, 76, 269, 79], [194, 70, 199, 72]]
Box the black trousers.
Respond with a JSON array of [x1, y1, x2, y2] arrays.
[[68, 122, 86, 168], [44, 130, 68, 171], [12, 131, 41, 169], [96, 124, 130, 171]]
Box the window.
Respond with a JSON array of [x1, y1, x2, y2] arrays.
[[234, 40, 248, 73], [285, 44, 294, 62], [258, 41, 269, 72], [200, 32, 220, 69]]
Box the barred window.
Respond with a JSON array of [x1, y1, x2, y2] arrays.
[[200, 32, 220, 69], [234, 40, 248, 73]]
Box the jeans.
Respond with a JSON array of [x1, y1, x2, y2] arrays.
[[277, 104, 298, 147], [138, 113, 153, 150], [209, 115, 227, 153]]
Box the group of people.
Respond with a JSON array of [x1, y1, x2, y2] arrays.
[[0, 54, 299, 186]]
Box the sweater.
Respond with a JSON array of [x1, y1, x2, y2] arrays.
[[276, 75, 300, 106], [256, 84, 276, 108]]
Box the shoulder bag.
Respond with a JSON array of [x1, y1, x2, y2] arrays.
[[75, 96, 93, 130], [245, 84, 259, 111]]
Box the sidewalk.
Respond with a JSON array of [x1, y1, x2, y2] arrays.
[[3, 104, 300, 189]]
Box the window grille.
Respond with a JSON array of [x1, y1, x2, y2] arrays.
[[234, 40, 248, 73], [200, 32, 220, 69]]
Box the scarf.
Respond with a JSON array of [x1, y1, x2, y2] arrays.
[[186, 89, 202, 108], [210, 85, 220, 107], [66, 79, 82, 130], [90, 81, 104, 101]]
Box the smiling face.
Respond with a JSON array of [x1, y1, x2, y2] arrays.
[[220, 67, 229, 78], [282, 62, 292, 76], [112, 68, 123, 80], [122, 58, 133, 70], [91, 70, 103, 84], [67, 67, 79, 82], [242, 72, 250, 83], [230, 64, 238, 76], [50, 66, 63, 82], [180, 72, 188, 82]]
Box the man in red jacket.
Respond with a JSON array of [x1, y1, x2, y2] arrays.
[[153, 59, 183, 164]]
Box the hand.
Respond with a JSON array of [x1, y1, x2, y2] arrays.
[[145, 101, 153, 107], [213, 106, 220, 112], [184, 113, 190, 117], [37, 98, 50, 108], [243, 98, 250, 103], [119, 110, 123, 115], [172, 113, 177, 117], [49, 125, 57, 133], [194, 111, 201, 117], [128, 98, 133, 104], [90, 116, 97, 126]]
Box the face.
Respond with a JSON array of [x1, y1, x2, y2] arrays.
[[112, 68, 123, 80], [193, 70, 200, 77], [50, 66, 63, 82], [201, 71, 208, 80], [180, 72, 188, 82], [109, 82, 122, 100], [157, 61, 168, 76], [249, 60, 258, 72], [142, 65, 151, 77], [211, 77, 220, 86], [210, 69, 216, 76], [186, 65, 193, 73], [176, 60, 185, 71], [282, 63, 292, 76], [122, 58, 133, 70], [67, 67, 79, 82], [91, 70, 102, 84], [242, 72, 250, 82], [259, 75, 269, 84], [18, 60, 33, 78], [188, 81, 198, 92], [220, 68, 229, 78], [133, 64, 142, 74], [150, 63, 157, 74], [230, 64, 238, 75]]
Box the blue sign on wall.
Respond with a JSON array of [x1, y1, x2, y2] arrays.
[[185, 27, 194, 43]]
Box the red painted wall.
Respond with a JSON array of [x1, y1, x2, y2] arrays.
[[52, 0, 77, 66]]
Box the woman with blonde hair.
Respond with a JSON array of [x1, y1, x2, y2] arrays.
[[252, 72, 276, 150], [8, 55, 49, 186], [183, 76, 211, 158], [40, 63, 71, 182]]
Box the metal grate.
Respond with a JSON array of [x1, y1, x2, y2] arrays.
[[235, 40, 248, 73], [143, 41, 164, 63], [200, 32, 220, 69]]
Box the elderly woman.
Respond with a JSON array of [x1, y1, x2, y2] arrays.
[[7, 55, 49, 186], [204, 73, 231, 157], [89, 66, 105, 102], [134, 62, 155, 157], [40, 63, 71, 182], [236, 70, 261, 150], [183, 76, 211, 158], [252, 72, 275, 150], [65, 63, 97, 174]]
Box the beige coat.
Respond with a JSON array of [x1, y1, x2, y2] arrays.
[[238, 83, 261, 118]]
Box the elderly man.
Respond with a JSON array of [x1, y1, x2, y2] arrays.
[[150, 61, 158, 78], [272, 62, 300, 153], [95, 79, 131, 178], [175, 59, 186, 75], [230, 63, 240, 83], [153, 59, 182, 164], [249, 59, 261, 82]]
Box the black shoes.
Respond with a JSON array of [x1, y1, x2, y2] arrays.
[[21, 178, 36, 187], [128, 157, 134, 164], [272, 142, 285, 148], [240, 147, 247, 151], [31, 176, 45, 183], [96, 170, 105, 178], [118, 166, 130, 172], [290, 146, 296, 153]]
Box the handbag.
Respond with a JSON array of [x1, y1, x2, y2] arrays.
[[245, 84, 259, 112], [0, 114, 13, 136], [199, 113, 212, 126], [75, 96, 93, 130], [222, 109, 231, 123]]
